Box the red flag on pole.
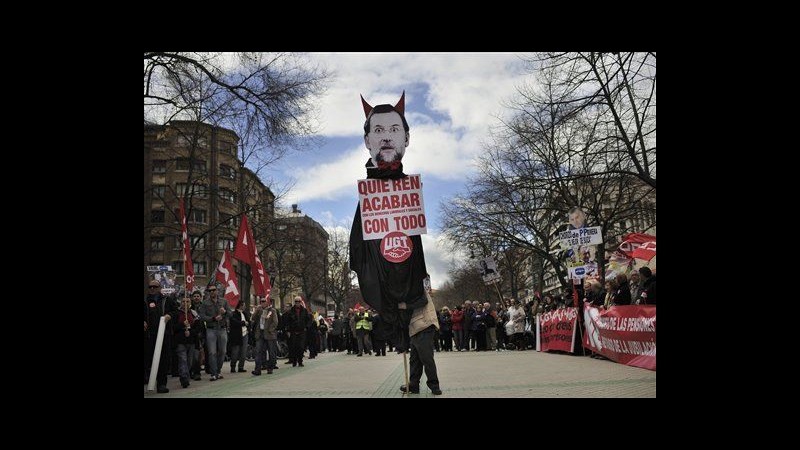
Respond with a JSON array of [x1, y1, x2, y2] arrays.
[[251, 253, 270, 297], [216, 249, 240, 308], [618, 233, 657, 258], [233, 215, 254, 264], [632, 240, 657, 261], [179, 198, 195, 292], [232, 214, 271, 297]]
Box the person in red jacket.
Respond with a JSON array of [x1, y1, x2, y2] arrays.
[[450, 305, 465, 351]]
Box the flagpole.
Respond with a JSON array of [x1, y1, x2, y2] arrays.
[[182, 198, 189, 323]]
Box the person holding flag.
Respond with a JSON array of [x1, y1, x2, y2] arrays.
[[198, 283, 231, 381]]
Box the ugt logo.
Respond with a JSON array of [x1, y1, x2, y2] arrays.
[[381, 231, 413, 263]]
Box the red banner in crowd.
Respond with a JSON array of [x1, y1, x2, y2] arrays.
[[538, 307, 578, 353], [618, 233, 657, 258], [583, 304, 656, 370]]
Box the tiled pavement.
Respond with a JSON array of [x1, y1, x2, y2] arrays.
[[145, 349, 655, 398]]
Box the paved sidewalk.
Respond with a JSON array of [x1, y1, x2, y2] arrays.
[[145, 349, 655, 398]]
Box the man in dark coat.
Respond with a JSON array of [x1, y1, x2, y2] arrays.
[[285, 296, 311, 367], [144, 279, 177, 393]]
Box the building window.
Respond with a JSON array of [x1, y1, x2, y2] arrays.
[[150, 237, 164, 251], [175, 235, 205, 250], [152, 185, 166, 200], [176, 158, 190, 171], [173, 261, 183, 275], [219, 164, 236, 180], [218, 237, 235, 250], [219, 142, 235, 156], [191, 209, 207, 224], [152, 160, 166, 173], [176, 183, 208, 199], [192, 236, 206, 250], [193, 160, 207, 174], [219, 212, 239, 228], [219, 188, 237, 203], [151, 210, 165, 223], [194, 261, 207, 275]]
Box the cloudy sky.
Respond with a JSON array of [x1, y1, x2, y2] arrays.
[[266, 53, 530, 288]]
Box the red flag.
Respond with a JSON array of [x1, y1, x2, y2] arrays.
[[632, 240, 657, 261], [216, 249, 240, 308], [618, 233, 657, 258], [233, 215, 254, 264], [179, 198, 195, 292], [251, 252, 270, 297], [232, 214, 270, 297]]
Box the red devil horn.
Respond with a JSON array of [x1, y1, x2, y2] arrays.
[[360, 95, 373, 118], [394, 90, 405, 115]]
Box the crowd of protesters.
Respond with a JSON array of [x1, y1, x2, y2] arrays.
[[144, 266, 655, 394]]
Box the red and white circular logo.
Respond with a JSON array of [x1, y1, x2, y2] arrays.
[[381, 231, 413, 263]]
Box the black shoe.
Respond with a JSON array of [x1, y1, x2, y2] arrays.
[[217, 374, 224, 379], [399, 385, 419, 394], [430, 387, 443, 395], [251, 370, 261, 376], [293, 362, 297, 367], [157, 385, 170, 394], [230, 368, 236, 374], [180, 378, 190, 388], [298, 362, 305, 367], [267, 370, 273, 374], [238, 368, 246, 373], [192, 374, 201, 381]]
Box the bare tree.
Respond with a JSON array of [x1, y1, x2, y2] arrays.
[[144, 52, 329, 149], [434, 261, 496, 308], [144, 52, 330, 301], [325, 228, 356, 315], [441, 52, 655, 291], [524, 52, 656, 188]]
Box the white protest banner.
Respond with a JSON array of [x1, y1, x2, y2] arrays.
[[558, 226, 603, 250], [478, 256, 502, 285], [358, 174, 427, 241]]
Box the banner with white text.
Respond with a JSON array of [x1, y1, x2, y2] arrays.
[[358, 174, 427, 240], [583, 304, 656, 371], [538, 307, 578, 353]]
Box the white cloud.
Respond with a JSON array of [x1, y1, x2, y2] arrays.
[[308, 52, 527, 138], [285, 145, 367, 205]]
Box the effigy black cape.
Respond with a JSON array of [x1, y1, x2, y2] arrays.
[[349, 159, 428, 347]]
